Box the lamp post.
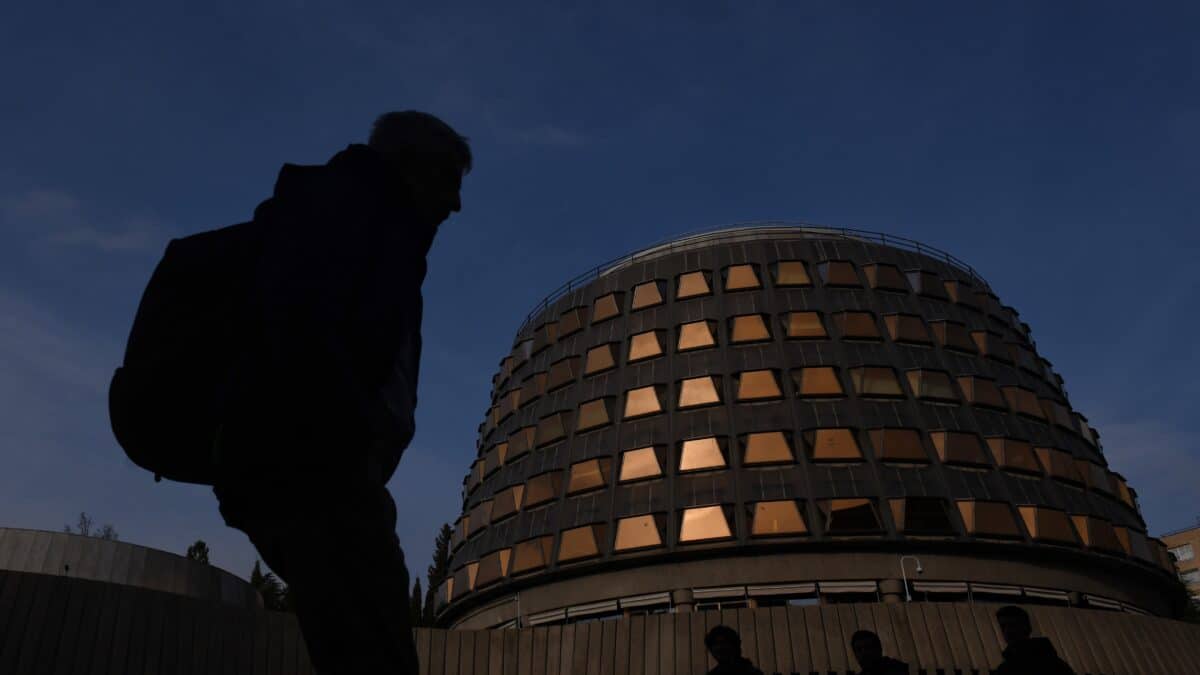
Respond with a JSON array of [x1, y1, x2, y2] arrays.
[[900, 556, 923, 602]]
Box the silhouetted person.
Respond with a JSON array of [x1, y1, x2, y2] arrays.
[[212, 111, 469, 674], [851, 630, 909, 674], [993, 605, 1075, 675], [704, 625, 763, 675]]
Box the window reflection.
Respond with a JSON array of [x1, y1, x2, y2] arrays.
[[906, 271, 948, 299], [584, 344, 616, 375], [848, 366, 903, 398], [930, 321, 977, 353], [677, 320, 717, 351], [557, 307, 587, 337], [869, 428, 927, 462], [792, 367, 844, 398], [678, 376, 721, 408], [490, 485, 525, 522], [906, 370, 958, 402], [986, 438, 1041, 474], [614, 514, 663, 551], [730, 314, 771, 343], [558, 524, 605, 562], [805, 428, 862, 461], [885, 314, 931, 345], [774, 261, 812, 287], [619, 446, 663, 482], [971, 331, 1010, 362], [679, 436, 727, 472], [631, 281, 664, 310], [864, 263, 908, 291], [679, 505, 733, 542], [474, 548, 512, 588], [624, 385, 664, 418], [522, 472, 561, 508], [957, 500, 1020, 538], [1019, 506, 1078, 544], [724, 264, 761, 290], [576, 398, 611, 431], [547, 357, 580, 391], [535, 412, 567, 446], [507, 426, 536, 460], [1035, 447, 1084, 484], [833, 311, 880, 340], [1003, 386, 1045, 419], [628, 330, 664, 362], [957, 376, 1005, 409], [820, 499, 882, 534], [737, 369, 782, 401], [742, 431, 794, 465], [510, 536, 554, 574], [567, 458, 611, 495], [930, 431, 988, 467], [751, 500, 808, 536], [592, 292, 622, 323], [817, 261, 860, 287], [785, 311, 827, 339], [890, 498, 954, 535], [942, 280, 978, 310], [676, 271, 712, 299]]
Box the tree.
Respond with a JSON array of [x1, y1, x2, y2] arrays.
[[409, 579, 423, 626], [63, 512, 119, 540], [422, 523, 453, 625], [186, 540, 210, 564], [250, 560, 288, 611]]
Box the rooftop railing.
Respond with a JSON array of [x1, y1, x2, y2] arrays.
[[517, 222, 989, 331]]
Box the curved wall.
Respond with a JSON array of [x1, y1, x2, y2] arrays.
[[0, 527, 259, 609], [438, 227, 1177, 626]]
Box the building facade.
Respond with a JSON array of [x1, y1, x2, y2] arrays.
[[1163, 524, 1200, 605], [437, 225, 1180, 629]]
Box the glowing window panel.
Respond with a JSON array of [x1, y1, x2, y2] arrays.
[[631, 281, 664, 310], [677, 320, 717, 351], [930, 431, 988, 467], [678, 376, 721, 409], [792, 367, 844, 398], [679, 505, 733, 542], [576, 398, 611, 432], [736, 370, 782, 401], [869, 428, 927, 463], [624, 386, 663, 419], [619, 447, 663, 482], [742, 431, 794, 465], [592, 293, 621, 323], [724, 264, 761, 290], [774, 261, 812, 287], [584, 344, 616, 375], [730, 314, 771, 343], [558, 524, 604, 562], [567, 458, 611, 495], [676, 271, 711, 299], [751, 500, 808, 536], [679, 437, 726, 472], [848, 367, 903, 398], [628, 330, 664, 362], [806, 428, 862, 461], [785, 312, 827, 339], [614, 515, 662, 551]]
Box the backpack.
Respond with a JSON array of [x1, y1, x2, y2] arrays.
[[109, 221, 264, 484]]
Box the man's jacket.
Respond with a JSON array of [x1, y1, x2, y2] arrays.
[[994, 637, 1075, 675], [217, 144, 436, 485]]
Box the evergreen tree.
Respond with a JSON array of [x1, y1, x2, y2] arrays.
[[410, 579, 423, 626], [422, 523, 453, 624], [186, 540, 210, 564], [249, 559, 288, 611]]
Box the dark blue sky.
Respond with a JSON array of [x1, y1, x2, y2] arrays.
[[2, 2, 1197, 583]]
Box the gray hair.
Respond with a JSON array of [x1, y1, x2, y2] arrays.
[[368, 111, 472, 173]]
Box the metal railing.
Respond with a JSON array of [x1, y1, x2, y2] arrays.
[[517, 221, 989, 331]]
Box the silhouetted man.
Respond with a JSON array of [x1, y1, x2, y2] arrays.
[[850, 630, 909, 675], [993, 605, 1075, 675], [704, 625, 763, 675], [212, 111, 469, 674]]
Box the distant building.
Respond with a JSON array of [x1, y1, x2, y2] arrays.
[[1163, 524, 1200, 604]]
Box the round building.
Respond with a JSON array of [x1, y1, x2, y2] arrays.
[[436, 225, 1179, 629]]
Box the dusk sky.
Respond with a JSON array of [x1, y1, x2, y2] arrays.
[[2, 2, 1197, 586]]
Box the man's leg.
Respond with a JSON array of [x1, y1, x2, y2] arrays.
[[230, 482, 420, 674]]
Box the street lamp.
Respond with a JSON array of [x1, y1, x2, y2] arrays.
[[900, 556, 924, 602]]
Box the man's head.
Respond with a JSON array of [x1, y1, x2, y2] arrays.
[[995, 605, 1032, 645], [368, 111, 471, 225], [704, 625, 742, 665], [850, 630, 884, 669]]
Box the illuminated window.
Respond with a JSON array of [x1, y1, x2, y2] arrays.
[[792, 367, 844, 398], [510, 536, 554, 575], [864, 263, 908, 291], [930, 431, 988, 467], [906, 271, 948, 299], [1002, 386, 1045, 419], [584, 344, 616, 375], [943, 280, 978, 310], [535, 412, 567, 447], [957, 500, 1020, 538], [885, 314, 932, 345], [557, 307, 587, 337], [1035, 447, 1084, 485], [592, 292, 622, 323], [483, 442, 507, 477], [906, 369, 959, 402], [451, 563, 478, 599], [805, 428, 862, 462], [678, 376, 721, 409], [820, 499, 882, 534], [567, 458, 611, 495], [741, 431, 794, 465], [971, 331, 1011, 362], [773, 261, 812, 287], [679, 437, 727, 472], [558, 524, 605, 563], [677, 320, 717, 351], [930, 321, 977, 353], [490, 485, 525, 522], [519, 373, 548, 405], [818, 261, 860, 287], [614, 515, 663, 551], [467, 500, 493, 535], [869, 429, 927, 462], [676, 271, 712, 299], [474, 548, 512, 588], [628, 330, 664, 362], [547, 357, 580, 391], [890, 498, 955, 535], [957, 376, 1005, 409], [1019, 506, 1078, 544], [624, 385, 664, 419], [730, 314, 771, 343], [986, 438, 1041, 474], [724, 264, 761, 290], [848, 367, 903, 398], [631, 281, 664, 311], [833, 311, 880, 340], [784, 312, 827, 339], [736, 369, 782, 401], [522, 472, 561, 508], [576, 398, 612, 432], [619, 446, 663, 482], [751, 500, 808, 536], [507, 426, 536, 461], [1072, 516, 1124, 553], [679, 505, 734, 542]]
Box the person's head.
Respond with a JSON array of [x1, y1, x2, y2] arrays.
[[850, 630, 884, 669], [368, 111, 472, 225], [704, 625, 741, 664], [995, 605, 1032, 645]]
